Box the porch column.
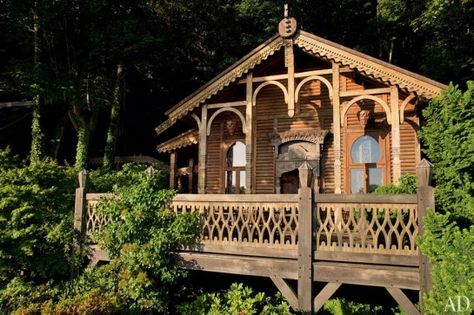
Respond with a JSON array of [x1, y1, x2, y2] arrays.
[[332, 62, 342, 193], [188, 158, 194, 193], [390, 86, 401, 182], [198, 105, 208, 193], [245, 72, 253, 193], [169, 151, 177, 189]]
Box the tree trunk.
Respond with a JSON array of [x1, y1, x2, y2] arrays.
[[29, 3, 44, 163], [103, 64, 124, 170]]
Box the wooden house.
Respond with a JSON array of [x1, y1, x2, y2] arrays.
[[156, 16, 446, 195], [80, 14, 445, 314]]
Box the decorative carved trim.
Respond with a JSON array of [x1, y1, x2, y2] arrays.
[[341, 95, 391, 126], [295, 75, 333, 103], [269, 129, 329, 146], [400, 93, 417, 124], [253, 80, 289, 105], [358, 110, 371, 128], [294, 31, 446, 99], [206, 107, 247, 136], [156, 129, 199, 153]]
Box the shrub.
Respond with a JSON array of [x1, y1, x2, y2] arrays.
[[0, 153, 83, 288], [177, 283, 292, 315], [373, 173, 417, 194]]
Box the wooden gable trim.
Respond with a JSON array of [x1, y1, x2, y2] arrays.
[[295, 31, 447, 99], [156, 129, 199, 153], [165, 35, 284, 119], [156, 30, 447, 135]]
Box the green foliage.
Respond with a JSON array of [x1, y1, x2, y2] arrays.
[[321, 297, 385, 315], [417, 82, 474, 313], [419, 82, 474, 222], [0, 153, 83, 288], [419, 211, 474, 314], [373, 174, 417, 194], [177, 283, 292, 315]]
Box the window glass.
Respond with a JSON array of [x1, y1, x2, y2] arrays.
[[351, 135, 380, 163], [368, 168, 382, 192], [351, 169, 364, 194], [227, 141, 246, 167]]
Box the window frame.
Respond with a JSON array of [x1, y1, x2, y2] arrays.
[[345, 132, 389, 194], [223, 140, 246, 194]]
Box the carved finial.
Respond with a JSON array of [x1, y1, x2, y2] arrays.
[[416, 159, 434, 187], [278, 5, 297, 38], [78, 169, 88, 189], [298, 162, 313, 188]]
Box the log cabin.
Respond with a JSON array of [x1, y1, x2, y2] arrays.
[[79, 11, 445, 314], [155, 16, 446, 196]]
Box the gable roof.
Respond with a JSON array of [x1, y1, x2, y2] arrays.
[[156, 30, 447, 135]]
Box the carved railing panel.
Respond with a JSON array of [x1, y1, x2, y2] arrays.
[[315, 201, 418, 256], [85, 193, 115, 238], [172, 194, 299, 250]]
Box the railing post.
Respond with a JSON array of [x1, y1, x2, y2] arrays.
[[74, 169, 88, 234], [416, 159, 434, 312], [298, 162, 313, 314]]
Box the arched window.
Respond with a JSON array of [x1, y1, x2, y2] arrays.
[[350, 135, 383, 193], [225, 141, 246, 194]]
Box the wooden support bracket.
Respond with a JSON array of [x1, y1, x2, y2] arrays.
[[386, 287, 421, 315], [314, 282, 342, 313], [270, 276, 298, 311]]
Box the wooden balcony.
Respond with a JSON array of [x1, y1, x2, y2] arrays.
[[74, 162, 434, 314]]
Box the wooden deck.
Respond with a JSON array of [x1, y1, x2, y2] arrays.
[[74, 167, 434, 314]]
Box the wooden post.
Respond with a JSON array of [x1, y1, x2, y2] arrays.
[[391, 86, 401, 182], [198, 105, 208, 193], [298, 162, 313, 314], [188, 158, 194, 193], [245, 72, 253, 193], [332, 62, 342, 194], [286, 41, 295, 117], [170, 151, 177, 189], [416, 159, 434, 312], [74, 169, 88, 234]]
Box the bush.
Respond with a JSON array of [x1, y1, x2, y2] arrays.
[[321, 297, 385, 315], [373, 173, 417, 194], [0, 154, 83, 288], [177, 283, 292, 315], [419, 212, 474, 314], [417, 82, 474, 314]]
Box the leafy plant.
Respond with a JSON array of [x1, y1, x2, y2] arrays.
[[177, 283, 292, 315], [373, 174, 417, 195]]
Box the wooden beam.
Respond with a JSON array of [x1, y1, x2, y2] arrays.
[[170, 151, 177, 189], [314, 262, 420, 290], [314, 251, 419, 267], [340, 87, 391, 98], [286, 41, 295, 117], [0, 101, 33, 109], [298, 164, 313, 313], [178, 252, 298, 279], [245, 72, 253, 193], [386, 287, 421, 315], [314, 283, 341, 312], [198, 105, 207, 193], [332, 62, 342, 193], [316, 192, 417, 204], [391, 86, 401, 182], [270, 277, 298, 311], [207, 101, 246, 109], [236, 69, 337, 84]]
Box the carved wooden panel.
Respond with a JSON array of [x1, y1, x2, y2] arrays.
[[173, 198, 299, 249], [315, 202, 419, 256]]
